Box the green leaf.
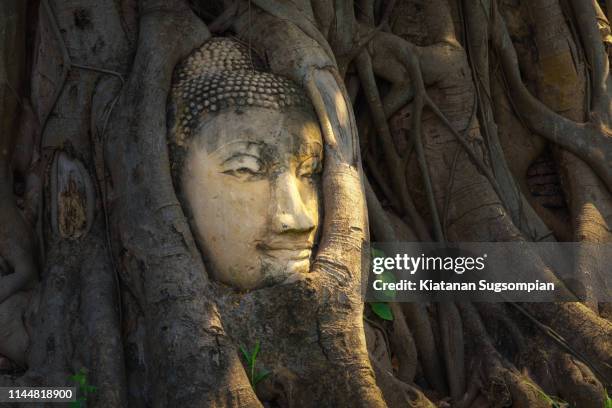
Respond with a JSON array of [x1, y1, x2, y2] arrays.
[[370, 302, 394, 321], [239, 345, 251, 364], [239, 341, 270, 388], [605, 390, 612, 408], [253, 369, 271, 386], [252, 341, 260, 362]]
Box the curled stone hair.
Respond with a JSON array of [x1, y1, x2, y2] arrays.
[[166, 38, 315, 187], [167, 37, 313, 147]]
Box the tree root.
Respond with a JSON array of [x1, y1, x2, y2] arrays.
[[356, 49, 431, 240], [438, 302, 466, 401], [402, 303, 448, 395], [552, 352, 606, 407], [365, 175, 406, 242], [491, 0, 612, 193], [461, 0, 555, 241], [371, 358, 436, 408], [4, 1, 610, 407], [104, 2, 262, 405], [0, 291, 31, 367], [523, 302, 612, 385], [389, 303, 418, 383], [0, 0, 38, 306], [475, 303, 525, 356], [458, 303, 553, 407], [217, 273, 386, 407]]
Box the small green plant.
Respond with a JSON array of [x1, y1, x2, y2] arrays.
[[69, 368, 97, 408], [605, 389, 612, 408], [240, 341, 270, 388]]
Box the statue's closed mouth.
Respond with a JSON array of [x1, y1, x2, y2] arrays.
[[260, 246, 312, 261], [258, 241, 314, 251]]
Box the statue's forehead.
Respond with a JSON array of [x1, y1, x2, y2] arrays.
[[191, 108, 322, 155], [208, 139, 322, 159]]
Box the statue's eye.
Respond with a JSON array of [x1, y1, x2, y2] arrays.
[[222, 155, 263, 179], [235, 167, 257, 175], [297, 156, 322, 179]]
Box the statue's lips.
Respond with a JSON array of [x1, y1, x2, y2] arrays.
[[259, 245, 312, 261]]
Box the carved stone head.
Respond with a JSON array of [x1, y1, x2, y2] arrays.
[[168, 38, 323, 290]]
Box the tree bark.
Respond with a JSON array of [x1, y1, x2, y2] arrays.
[[0, 0, 610, 407]]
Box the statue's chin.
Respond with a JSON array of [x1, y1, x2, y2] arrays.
[[214, 251, 312, 291], [258, 251, 311, 287]]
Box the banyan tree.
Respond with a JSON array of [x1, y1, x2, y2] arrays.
[[0, 0, 611, 406]]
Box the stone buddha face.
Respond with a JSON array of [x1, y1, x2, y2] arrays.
[[168, 38, 323, 290], [181, 107, 322, 290]]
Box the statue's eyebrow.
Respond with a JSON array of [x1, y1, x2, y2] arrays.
[[221, 152, 262, 166], [208, 140, 262, 157]]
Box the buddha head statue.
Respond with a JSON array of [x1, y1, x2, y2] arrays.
[[167, 38, 323, 290]]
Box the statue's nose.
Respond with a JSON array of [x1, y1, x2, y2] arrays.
[[271, 172, 316, 234]]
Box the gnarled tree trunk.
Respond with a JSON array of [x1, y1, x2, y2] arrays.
[[0, 0, 610, 407]]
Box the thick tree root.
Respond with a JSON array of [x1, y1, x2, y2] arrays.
[[2, 1, 610, 406], [458, 303, 554, 408], [216, 273, 385, 407], [491, 0, 612, 194], [104, 2, 261, 405], [552, 352, 606, 407], [371, 359, 436, 408]]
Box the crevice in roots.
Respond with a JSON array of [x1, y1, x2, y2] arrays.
[[524, 149, 573, 241]]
